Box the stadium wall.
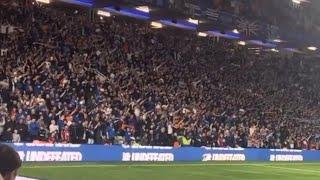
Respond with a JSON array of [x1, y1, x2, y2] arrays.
[[8, 143, 320, 162]]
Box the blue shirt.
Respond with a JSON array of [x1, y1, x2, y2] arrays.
[[29, 122, 40, 136], [107, 126, 116, 139]]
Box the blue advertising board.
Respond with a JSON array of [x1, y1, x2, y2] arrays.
[[7, 143, 320, 162]]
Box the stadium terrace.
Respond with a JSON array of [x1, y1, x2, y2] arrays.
[[1, 0, 320, 151]]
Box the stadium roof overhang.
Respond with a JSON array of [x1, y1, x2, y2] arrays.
[[39, 0, 320, 56]]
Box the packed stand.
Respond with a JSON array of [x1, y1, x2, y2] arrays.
[[0, 3, 320, 149]]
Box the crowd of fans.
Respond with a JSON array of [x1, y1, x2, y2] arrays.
[[1, 2, 320, 149]]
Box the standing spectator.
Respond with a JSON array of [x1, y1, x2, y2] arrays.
[[12, 130, 20, 143], [28, 119, 39, 141], [0, 117, 5, 136], [1, 128, 12, 142], [15, 120, 27, 142], [61, 124, 70, 143], [49, 120, 59, 134]]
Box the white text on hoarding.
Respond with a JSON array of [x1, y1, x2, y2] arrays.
[[122, 152, 174, 161], [270, 155, 303, 161], [202, 153, 245, 161], [18, 151, 82, 162]]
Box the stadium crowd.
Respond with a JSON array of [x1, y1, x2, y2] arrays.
[[1, 2, 320, 150]]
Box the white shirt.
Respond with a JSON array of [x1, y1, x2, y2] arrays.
[[249, 126, 256, 136], [167, 124, 173, 135], [12, 133, 21, 143], [49, 124, 59, 133]]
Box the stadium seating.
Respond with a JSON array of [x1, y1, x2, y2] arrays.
[[0, 2, 320, 150]]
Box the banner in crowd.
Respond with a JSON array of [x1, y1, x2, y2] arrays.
[[1, 25, 17, 34], [8, 143, 320, 162]]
